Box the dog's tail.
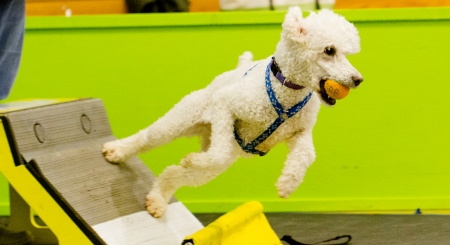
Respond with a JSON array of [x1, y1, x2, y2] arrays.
[[237, 51, 253, 68]]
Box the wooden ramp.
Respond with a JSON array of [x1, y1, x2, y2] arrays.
[[0, 98, 203, 245]]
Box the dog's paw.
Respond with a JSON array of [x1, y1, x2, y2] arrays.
[[276, 174, 301, 199], [277, 186, 292, 199], [102, 140, 129, 164], [146, 193, 167, 218]]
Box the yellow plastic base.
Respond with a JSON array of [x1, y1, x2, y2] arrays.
[[183, 201, 282, 245]]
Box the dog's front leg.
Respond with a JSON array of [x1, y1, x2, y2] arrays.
[[276, 130, 316, 198]]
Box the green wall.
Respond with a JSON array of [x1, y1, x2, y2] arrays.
[[2, 7, 450, 214]]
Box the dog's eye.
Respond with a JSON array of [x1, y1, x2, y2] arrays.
[[324, 46, 336, 56]]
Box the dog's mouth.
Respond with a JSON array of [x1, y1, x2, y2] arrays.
[[319, 79, 336, 106]]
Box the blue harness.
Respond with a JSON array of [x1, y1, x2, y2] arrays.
[[234, 58, 312, 156]]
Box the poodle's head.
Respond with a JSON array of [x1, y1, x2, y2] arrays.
[[275, 6, 363, 106]]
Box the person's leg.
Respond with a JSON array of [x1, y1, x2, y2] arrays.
[[0, 0, 25, 100], [0, 1, 33, 244]]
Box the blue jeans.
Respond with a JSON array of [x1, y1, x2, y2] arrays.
[[0, 0, 25, 100]]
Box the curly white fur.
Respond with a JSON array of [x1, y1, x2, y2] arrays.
[[102, 7, 363, 218]]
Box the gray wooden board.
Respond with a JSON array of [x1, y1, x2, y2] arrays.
[[3, 98, 174, 229]]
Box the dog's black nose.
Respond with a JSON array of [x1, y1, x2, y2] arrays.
[[353, 76, 363, 87]]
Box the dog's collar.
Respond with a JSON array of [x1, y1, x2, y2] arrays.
[[270, 57, 305, 90]]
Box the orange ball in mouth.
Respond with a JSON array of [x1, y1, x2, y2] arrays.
[[324, 79, 350, 100]]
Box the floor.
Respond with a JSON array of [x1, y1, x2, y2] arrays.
[[194, 212, 450, 245], [1, 213, 449, 244]]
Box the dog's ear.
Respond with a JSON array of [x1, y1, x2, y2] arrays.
[[282, 6, 308, 43]]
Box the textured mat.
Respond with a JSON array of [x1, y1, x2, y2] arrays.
[[6, 99, 157, 227]]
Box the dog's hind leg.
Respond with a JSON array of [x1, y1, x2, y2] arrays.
[[197, 125, 211, 152], [146, 100, 239, 217], [180, 101, 239, 169], [102, 89, 209, 163], [146, 156, 236, 217]]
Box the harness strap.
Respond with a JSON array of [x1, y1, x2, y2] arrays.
[[234, 58, 312, 156]]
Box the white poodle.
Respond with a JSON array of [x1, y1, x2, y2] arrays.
[[102, 6, 363, 218]]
